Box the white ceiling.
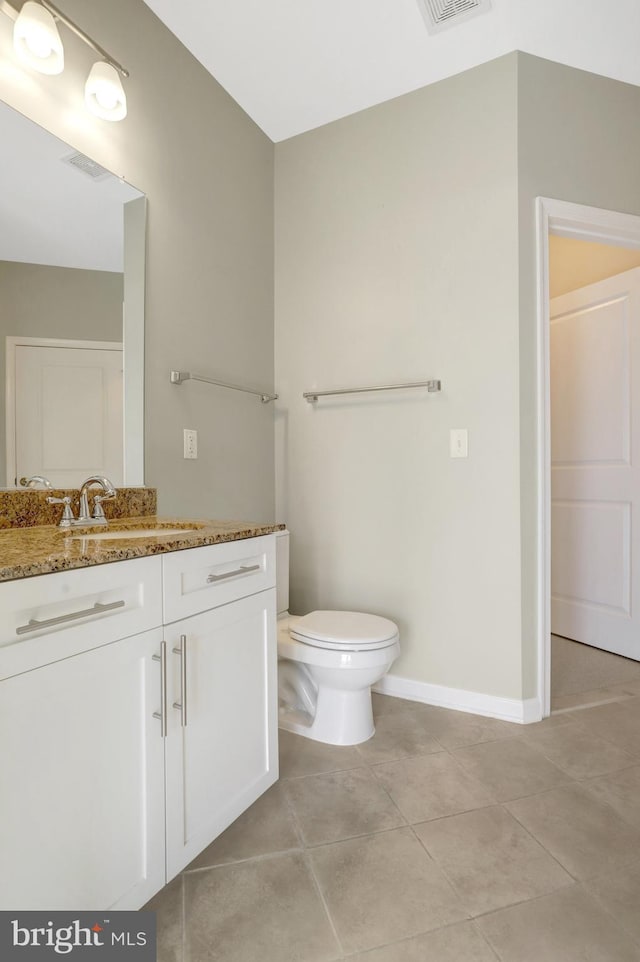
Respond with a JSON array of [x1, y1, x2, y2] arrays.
[[143, 0, 640, 143], [0, 100, 141, 271]]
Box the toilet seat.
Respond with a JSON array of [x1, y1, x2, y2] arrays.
[[290, 610, 399, 652]]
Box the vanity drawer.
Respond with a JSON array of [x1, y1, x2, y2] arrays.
[[0, 556, 163, 680], [162, 535, 275, 623]]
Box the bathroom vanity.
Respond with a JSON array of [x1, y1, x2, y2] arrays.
[[0, 516, 283, 910]]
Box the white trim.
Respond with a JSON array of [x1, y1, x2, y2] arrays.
[[5, 335, 122, 488], [374, 674, 542, 725], [534, 197, 640, 719], [123, 196, 146, 487]]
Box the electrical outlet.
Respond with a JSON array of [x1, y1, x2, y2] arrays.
[[450, 428, 468, 458], [183, 428, 198, 459]]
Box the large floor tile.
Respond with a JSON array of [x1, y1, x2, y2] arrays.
[[184, 781, 300, 870], [552, 688, 631, 712], [583, 764, 640, 830], [308, 827, 467, 954], [585, 860, 640, 944], [143, 875, 183, 962], [520, 712, 576, 732], [416, 706, 525, 750], [373, 752, 494, 823], [415, 805, 572, 916], [452, 738, 568, 801], [551, 635, 640, 696], [284, 766, 404, 846], [345, 921, 499, 961], [279, 728, 362, 779], [477, 885, 640, 962], [571, 700, 640, 757], [184, 852, 339, 962], [355, 710, 443, 765], [371, 693, 428, 718], [522, 719, 636, 779], [507, 783, 640, 880]]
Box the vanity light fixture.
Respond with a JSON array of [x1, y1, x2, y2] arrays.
[[85, 61, 127, 121], [13, 1, 63, 74], [1, 0, 128, 120]]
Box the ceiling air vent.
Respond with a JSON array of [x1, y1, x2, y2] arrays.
[[416, 0, 491, 34], [62, 151, 112, 181]]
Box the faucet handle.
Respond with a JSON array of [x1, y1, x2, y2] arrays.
[[46, 495, 75, 527], [92, 491, 115, 521]]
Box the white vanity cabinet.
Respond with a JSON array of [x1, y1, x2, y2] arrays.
[[0, 533, 278, 909], [162, 536, 278, 877], [0, 557, 166, 910]]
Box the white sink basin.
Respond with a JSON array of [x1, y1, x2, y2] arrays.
[[73, 527, 200, 541]]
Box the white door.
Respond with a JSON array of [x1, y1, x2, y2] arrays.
[[0, 628, 166, 910], [165, 590, 278, 879], [9, 338, 123, 487], [550, 267, 640, 659]]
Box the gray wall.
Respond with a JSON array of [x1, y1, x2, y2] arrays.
[[275, 55, 523, 699], [0, 261, 122, 483], [0, 0, 275, 521], [518, 53, 640, 697]]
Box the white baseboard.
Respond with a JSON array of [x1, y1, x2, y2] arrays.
[[373, 674, 542, 725]]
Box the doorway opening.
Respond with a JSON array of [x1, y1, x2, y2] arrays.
[[536, 199, 640, 717]]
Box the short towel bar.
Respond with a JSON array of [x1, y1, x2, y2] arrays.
[[170, 370, 278, 403]]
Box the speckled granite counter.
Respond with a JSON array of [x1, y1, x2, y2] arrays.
[[0, 487, 157, 529], [0, 517, 285, 582]]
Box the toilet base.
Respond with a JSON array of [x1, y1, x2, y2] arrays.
[[279, 685, 375, 746]]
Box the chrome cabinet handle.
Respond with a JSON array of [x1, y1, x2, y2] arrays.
[[172, 634, 187, 727], [16, 599, 125, 636], [152, 641, 168, 738], [206, 564, 260, 583]]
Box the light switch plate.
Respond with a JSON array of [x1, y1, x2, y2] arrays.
[[450, 429, 468, 458], [183, 428, 198, 459]]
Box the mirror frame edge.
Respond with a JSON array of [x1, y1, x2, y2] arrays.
[[123, 194, 146, 487]]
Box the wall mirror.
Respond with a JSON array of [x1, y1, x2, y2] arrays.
[[0, 99, 145, 489]]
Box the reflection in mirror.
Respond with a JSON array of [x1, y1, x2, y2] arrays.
[[0, 99, 145, 489]]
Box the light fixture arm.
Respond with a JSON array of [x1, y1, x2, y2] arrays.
[[39, 0, 128, 77], [0, 0, 128, 77], [0, 0, 17, 21]]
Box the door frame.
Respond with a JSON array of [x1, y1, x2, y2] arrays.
[[535, 198, 640, 716], [5, 335, 123, 487]]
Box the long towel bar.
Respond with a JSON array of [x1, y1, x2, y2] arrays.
[[303, 379, 441, 403]]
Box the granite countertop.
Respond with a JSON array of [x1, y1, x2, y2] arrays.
[[0, 517, 286, 582]]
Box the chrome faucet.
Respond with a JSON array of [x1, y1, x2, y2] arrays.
[[47, 476, 116, 528], [77, 476, 117, 525]]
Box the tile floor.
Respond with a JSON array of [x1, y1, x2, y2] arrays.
[[551, 634, 640, 711], [146, 691, 640, 961]]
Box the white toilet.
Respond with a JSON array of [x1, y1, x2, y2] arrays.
[[276, 530, 400, 746]]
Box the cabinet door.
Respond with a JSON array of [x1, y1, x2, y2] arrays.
[[165, 589, 278, 878], [0, 628, 166, 910]]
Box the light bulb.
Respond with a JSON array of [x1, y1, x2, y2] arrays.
[[13, 1, 64, 75], [85, 61, 127, 122]]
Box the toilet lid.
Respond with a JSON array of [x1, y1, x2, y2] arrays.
[[290, 610, 399, 651]]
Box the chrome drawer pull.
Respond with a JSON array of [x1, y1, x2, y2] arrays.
[[206, 563, 260, 584], [152, 641, 168, 738], [16, 599, 126, 636], [172, 634, 188, 727]]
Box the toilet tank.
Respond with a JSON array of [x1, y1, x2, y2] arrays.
[[275, 529, 290, 615]]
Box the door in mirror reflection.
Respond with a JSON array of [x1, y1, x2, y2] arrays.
[[11, 337, 123, 487]]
